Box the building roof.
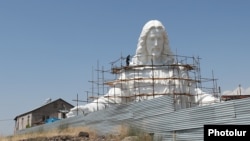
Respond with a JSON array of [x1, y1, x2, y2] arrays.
[[221, 95, 250, 101], [14, 98, 74, 120]]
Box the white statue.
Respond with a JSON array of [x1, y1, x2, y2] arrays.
[[66, 20, 219, 118], [131, 20, 174, 65]]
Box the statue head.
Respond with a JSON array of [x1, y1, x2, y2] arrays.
[[131, 20, 174, 65]]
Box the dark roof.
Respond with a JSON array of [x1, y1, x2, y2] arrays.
[[221, 95, 250, 101], [14, 98, 74, 120]]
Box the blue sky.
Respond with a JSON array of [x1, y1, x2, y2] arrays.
[[1, 0, 250, 135]]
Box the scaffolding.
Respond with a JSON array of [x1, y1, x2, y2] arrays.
[[82, 54, 220, 111]]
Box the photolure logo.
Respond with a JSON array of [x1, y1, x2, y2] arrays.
[[204, 125, 250, 141]]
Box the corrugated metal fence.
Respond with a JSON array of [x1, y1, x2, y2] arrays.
[[16, 96, 250, 141]]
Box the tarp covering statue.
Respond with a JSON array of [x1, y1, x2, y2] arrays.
[[66, 20, 220, 118]]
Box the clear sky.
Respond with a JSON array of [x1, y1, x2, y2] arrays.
[[1, 0, 250, 136]]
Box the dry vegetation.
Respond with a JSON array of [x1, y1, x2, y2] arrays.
[[0, 125, 156, 141], [0, 126, 96, 141]]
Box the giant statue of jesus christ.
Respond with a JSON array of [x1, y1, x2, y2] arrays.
[[66, 20, 220, 118]]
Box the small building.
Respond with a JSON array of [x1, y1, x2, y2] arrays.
[[14, 98, 74, 133]]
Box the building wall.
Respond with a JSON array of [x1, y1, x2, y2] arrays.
[[15, 113, 32, 131], [31, 100, 73, 126]]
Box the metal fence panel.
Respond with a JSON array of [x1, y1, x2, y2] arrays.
[[16, 97, 250, 141]]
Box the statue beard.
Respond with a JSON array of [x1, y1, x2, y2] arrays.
[[149, 54, 162, 65]]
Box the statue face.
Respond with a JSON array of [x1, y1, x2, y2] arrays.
[[146, 28, 164, 57]]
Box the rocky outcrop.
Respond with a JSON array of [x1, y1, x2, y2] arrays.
[[19, 131, 101, 141], [19, 135, 87, 141]]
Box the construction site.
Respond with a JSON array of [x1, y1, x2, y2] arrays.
[[15, 53, 250, 140], [73, 53, 221, 114], [14, 20, 250, 141]]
